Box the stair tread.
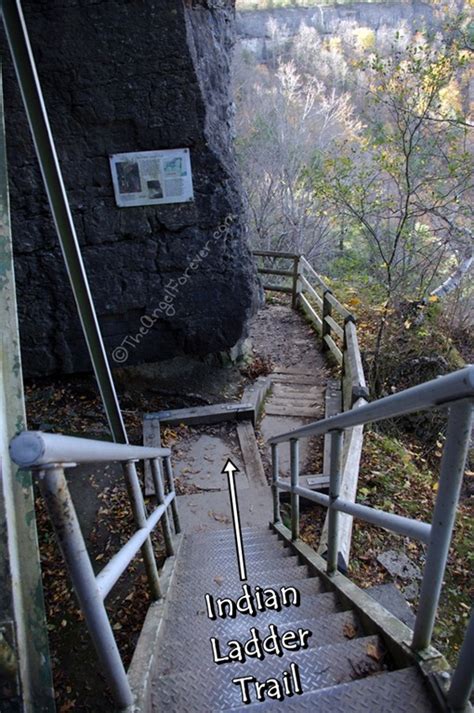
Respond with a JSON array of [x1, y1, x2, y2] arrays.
[[182, 538, 289, 558], [168, 575, 326, 604], [151, 635, 386, 711], [179, 548, 296, 571], [174, 553, 308, 583], [164, 590, 340, 627], [155, 609, 363, 676], [184, 526, 273, 543], [231, 666, 437, 712], [173, 564, 311, 591]]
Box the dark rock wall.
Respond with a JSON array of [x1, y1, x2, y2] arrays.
[[2, 0, 259, 377]]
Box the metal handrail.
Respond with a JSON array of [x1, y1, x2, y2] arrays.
[[9, 430, 170, 466], [270, 369, 473, 709], [9, 431, 180, 709], [269, 366, 474, 444]]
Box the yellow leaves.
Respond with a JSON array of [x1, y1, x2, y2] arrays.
[[343, 622, 358, 639], [440, 79, 462, 114], [367, 641, 385, 662], [347, 296, 361, 307], [328, 37, 342, 53], [353, 27, 376, 52], [428, 295, 439, 303]]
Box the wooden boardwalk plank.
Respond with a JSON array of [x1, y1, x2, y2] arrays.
[[144, 402, 254, 427]]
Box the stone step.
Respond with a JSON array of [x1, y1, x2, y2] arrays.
[[233, 666, 437, 713], [155, 609, 363, 677], [151, 635, 385, 711]]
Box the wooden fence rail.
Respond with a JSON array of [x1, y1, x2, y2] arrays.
[[253, 249, 369, 567]]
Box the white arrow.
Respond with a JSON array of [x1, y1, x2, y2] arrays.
[[222, 458, 247, 581]]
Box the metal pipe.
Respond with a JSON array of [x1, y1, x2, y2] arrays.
[[37, 466, 133, 708], [327, 430, 343, 575], [412, 399, 473, 651], [122, 461, 162, 601], [290, 439, 300, 541], [269, 367, 474, 444], [95, 494, 174, 600], [332, 495, 431, 543], [9, 431, 170, 467], [163, 456, 181, 534], [271, 444, 281, 524], [447, 606, 474, 711], [1, 0, 127, 444], [289, 484, 431, 543], [150, 459, 174, 556]]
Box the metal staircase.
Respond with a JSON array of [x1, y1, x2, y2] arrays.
[[151, 526, 435, 712], [7, 367, 474, 712]]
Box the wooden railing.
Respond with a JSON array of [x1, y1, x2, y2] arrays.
[[253, 250, 368, 406], [253, 249, 368, 566]]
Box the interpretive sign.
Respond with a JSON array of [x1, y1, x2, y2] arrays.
[[110, 148, 194, 207]]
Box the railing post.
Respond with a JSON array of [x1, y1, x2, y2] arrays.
[[271, 443, 280, 524], [164, 455, 181, 534], [150, 458, 174, 556], [327, 429, 344, 575], [447, 606, 474, 711], [37, 466, 134, 709], [322, 289, 332, 351], [412, 399, 473, 651], [122, 461, 162, 600], [290, 438, 300, 540], [291, 255, 300, 310]]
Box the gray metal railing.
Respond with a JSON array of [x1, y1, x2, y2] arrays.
[[270, 366, 473, 707], [9, 431, 181, 709]]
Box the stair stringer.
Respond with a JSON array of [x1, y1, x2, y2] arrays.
[[272, 521, 452, 710]]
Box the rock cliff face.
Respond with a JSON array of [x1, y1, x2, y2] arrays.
[[236, 2, 436, 59], [3, 0, 259, 376]]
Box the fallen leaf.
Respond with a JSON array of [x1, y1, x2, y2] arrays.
[[343, 622, 358, 639], [366, 642, 385, 662]]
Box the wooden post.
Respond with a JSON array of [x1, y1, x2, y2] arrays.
[[291, 255, 300, 310], [322, 289, 332, 351]]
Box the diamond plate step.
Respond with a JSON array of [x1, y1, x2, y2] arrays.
[[184, 527, 276, 546], [173, 563, 311, 593], [180, 549, 297, 571], [169, 570, 321, 602], [182, 537, 290, 558], [232, 666, 438, 712], [174, 551, 307, 583], [151, 635, 385, 711], [155, 609, 362, 676], [167, 574, 327, 606], [161, 592, 341, 642]]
